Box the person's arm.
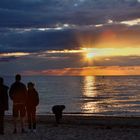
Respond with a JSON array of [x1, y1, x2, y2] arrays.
[[35, 90, 39, 106], [23, 84, 28, 105]]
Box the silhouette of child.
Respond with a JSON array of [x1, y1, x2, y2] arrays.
[[26, 82, 39, 132], [52, 105, 65, 125]]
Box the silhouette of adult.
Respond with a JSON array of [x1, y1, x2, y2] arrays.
[[0, 77, 8, 135], [9, 74, 27, 133], [26, 82, 39, 132]]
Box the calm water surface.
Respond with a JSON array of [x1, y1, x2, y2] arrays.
[[3, 76, 140, 116]]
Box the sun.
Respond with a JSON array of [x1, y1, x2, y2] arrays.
[[86, 52, 94, 59]]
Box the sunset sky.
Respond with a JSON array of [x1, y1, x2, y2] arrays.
[[0, 0, 140, 76]]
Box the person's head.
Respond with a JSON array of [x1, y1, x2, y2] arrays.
[[52, 105, 65, 114], [27, 82, 34, 89], [15, 74, 21, 82], [0, 77, 4, 85]]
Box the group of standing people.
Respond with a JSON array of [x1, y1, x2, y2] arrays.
[[0, 74, 39, 135]]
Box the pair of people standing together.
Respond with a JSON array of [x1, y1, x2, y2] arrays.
[[0, 74, 39, 135]]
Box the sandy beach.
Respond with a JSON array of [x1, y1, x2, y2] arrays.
[[0, 115, 140, 140]]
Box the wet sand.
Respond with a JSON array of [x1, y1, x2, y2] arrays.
[[1, 115, 140, 140]]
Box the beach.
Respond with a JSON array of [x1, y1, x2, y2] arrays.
[[1, 115, 140, 140]]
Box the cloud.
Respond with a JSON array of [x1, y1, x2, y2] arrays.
[[0, 57, 17, 62], [0, 28, 80, 52], [0, 0, 139, 76], [0, 52, 30, 57], [0, 0, 139, 53], [23, 66, 140, 76], [95, 56, 140, 66], [120, 18, 140, 26], [0, 52, 30, 62], [0, 49, 140, 75], [0, 0, 140, 28], [0, 23, 140, 53]]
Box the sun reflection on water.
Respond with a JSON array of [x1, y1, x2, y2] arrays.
[[83, 76, 96, 97], [81, 76, 100, 113]]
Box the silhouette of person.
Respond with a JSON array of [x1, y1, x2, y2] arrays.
[[52, 105, 65, 125], [0, 77, 8, 135], [9, 74, 27, 134], [26, 82, 39, 132]]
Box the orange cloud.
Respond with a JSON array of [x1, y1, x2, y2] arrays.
[[23, 66, 140, 76], [77, 28, 140, 49]]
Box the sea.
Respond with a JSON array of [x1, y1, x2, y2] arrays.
[[3, 76, 140, 116]]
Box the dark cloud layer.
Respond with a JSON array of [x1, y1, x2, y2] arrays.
[[0, 0, 140, 28], [0, 24, 140, 52], [0, 29, 79, 52], [0, 0, 140, 53]]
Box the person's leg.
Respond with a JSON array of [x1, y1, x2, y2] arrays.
[[55, 114, 60, 124], [0, 110, 4, 134], [13, 105, 18, 134], [13, 117, 18, 133], [27, 109, 32, 130], [32, 109, 36, 130], [20, 105, 26, 133], [20, 117, 26, 133]]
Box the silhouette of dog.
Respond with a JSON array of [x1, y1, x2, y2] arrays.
[[52, 105, 65, 125]]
